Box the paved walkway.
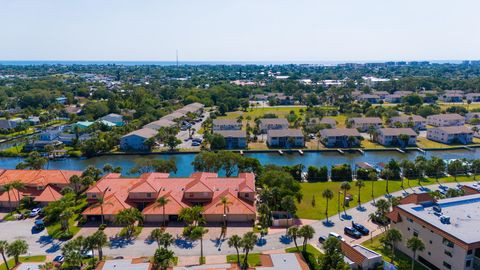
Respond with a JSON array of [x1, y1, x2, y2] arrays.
[[0, 181, 471, 258]]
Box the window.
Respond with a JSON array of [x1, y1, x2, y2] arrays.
[[444, 250, 452, 257], [429, 240, 432, 244], [443, 261, 451, 269], [428, 252, 431, 256], [413, 230, 419, 237], [245, 193, 249, 198], [407, 227, 411, 231], [189, 193, 194, 198], [467, 249, 473, 255], [466, 260, 472, 267], [407, 217, 413, 223], [92, 194, 97, 198], [443, 238, 454, 248], [146, 193, 151, 198]]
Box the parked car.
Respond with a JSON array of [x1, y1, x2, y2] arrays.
[[82, 250, 94, 258], [352, 221, 369, 235], [318, 236, 327, 243], [53, 255, 64, 263], [344, 226, 362, 239], [33, 220, 45, 231], [30, 208, 42, 217], [192, 141, 200, 146], [328, 232, 344, 241]]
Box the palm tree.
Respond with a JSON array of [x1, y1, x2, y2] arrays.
[[92, 188, 112, 225], [92, 230, 108, 261], [153, 247, 175, 270], [298, 225, 315, 253], [322, 189, 333, 224], [59, 209, 74, 233], [240, 232, 258, 269], [155, 196, 170, 227], [287, 226, 300, 251], [407, 236, 425, 270], [0, 240, 10, 270], [2, 183, 15, 212], [340, 181, 351, 216], [150, 229, 164, 248], [227, 234, 242, 265], [6, 240, 28, 266], [190, 226, 209, 264], [115, 208, 143, 239], [355, 180, 365, 208], [381, 229, 402, 263], [216, 196, 232, 230], [179, 206, 204, 227]]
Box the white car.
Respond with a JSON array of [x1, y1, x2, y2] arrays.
[[29, 208, 42, 217], [328, 232, 345, 241]]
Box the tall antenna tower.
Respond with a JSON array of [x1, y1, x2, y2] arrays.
[[176, 49, 179, 67]]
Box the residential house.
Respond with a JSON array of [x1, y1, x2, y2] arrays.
[[466, 113, 480, 123], [214, 130, 247, 149], [27, 116, 40, 125], [99, 113, 125, 126], [388, 193, 480, 270], [75, 121, 95, 129], [0, 169, 82, 207], [0, 118, 24, 130], [376, 128, 417, 147], [372, 91, 389, 99], [426, 113, 465, 127], [212, 119, 242, 131], [341, 242, 383, 270], [120, 128, 158, 151], [319, 128, 361, 147], [389, 115, 426, 130], [143, 118, 176, 130], [357, 94, 380, 103], [445, 90, 465, 95], [160, 111, 185, 122], [427, 126, 473, 144], [259, 118, 289, 133], [82, 172, 256, 223], [267, 129, 304, 148], [440, 93, 463, 103], [56, 96, 68, 104], [95, 259, 151, 270], [347, 117, 383, 132], [466, 93, 480, 103]]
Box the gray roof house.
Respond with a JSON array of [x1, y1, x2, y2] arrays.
[[120, 128, 158, 151], [376, 128, 417, 147], [319, 128, 361, 148], [212, 119, 242, 131], [426, 113, 465, 127], [267, 129, 304, 148], [427, 126, 473, 144], [348, 117, 383, 132], [389, 115, 426, 130], [99, 113, 124, 126], [143, 119, 176, 130], [214, 130, 247, 149], [259, 118, 289, 133]]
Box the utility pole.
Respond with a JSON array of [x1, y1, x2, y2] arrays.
[[176, 49, 179, 68]]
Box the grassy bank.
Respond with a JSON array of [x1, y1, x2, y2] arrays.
[[0, 255, 46, 270], [363, 233, 428, 270], [296, 175, 470, 220], [226, 253, 261, 267]]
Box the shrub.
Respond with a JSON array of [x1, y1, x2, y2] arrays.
[[307, 166, 328, 182], [330, 164, 352, 182], [356, 168, 377, 180], [99, 224, 107, 230]]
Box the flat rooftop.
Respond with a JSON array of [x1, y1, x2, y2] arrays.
[[398, 194, 480, 244], [257, 253, 304, 270], [99, 259, 150, 270], [352, 244, 382, 259]]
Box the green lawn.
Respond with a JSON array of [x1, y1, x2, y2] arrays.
[[47, 198, 87, 239], [296, 175, 469, 220], [226, 253, 261, 267], [363, 233, 428, 270], [0, 255, 46, 270], [285, 244, 322, 258]]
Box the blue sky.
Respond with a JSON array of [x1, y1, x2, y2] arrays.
[[1, 0, 479, 62]]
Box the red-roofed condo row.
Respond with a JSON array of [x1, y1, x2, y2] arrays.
[[82, 172, 256, 224], [0, 169, 82, 207]]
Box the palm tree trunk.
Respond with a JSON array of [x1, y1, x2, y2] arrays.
[[162, 206, 166, 227], [101, 205, 105, 225], [200, 237, 204, 264], [325, 199, 329, 223], [14, 256, 19, 266], [358, 186, 361, 207], [235, 247, 240, 265], [1, 252, 9, 270], [411, 251, 416, 270], [98, 247, 103, 261]]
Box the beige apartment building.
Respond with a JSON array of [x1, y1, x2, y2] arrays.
[[388, 193, 480, 270]]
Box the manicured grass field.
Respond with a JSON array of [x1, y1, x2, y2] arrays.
[[226, 253, 261, 267], [0, 255, 46, 270], [296, 176, 469, 220], [285, 244, 322, 258], [416, 137, 480, 149], [363, 233, 428, 270]]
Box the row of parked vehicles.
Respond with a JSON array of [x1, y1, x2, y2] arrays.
[[318, 221, 370, 243]]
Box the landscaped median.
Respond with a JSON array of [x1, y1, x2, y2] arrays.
[[296, 175, 473, 220], [0, 256, 46, 270]]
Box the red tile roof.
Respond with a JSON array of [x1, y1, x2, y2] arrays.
[[0, 169, 82, 187], [203, 190, 256, 215], [35, 185, 63, 203], [142, 191, 187, 215]]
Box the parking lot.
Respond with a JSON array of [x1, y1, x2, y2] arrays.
[[177, 111, 209, 149]]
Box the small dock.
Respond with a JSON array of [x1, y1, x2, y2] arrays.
[[396, 148, 405, 154], [416, 147, 425, 154], [357, 149, 364, 155], [278, 150, 283, 155], [240, 150, 244, 155], [337, 149, 344, 154], [298, 150, 304, 155], [463, 146, 474, 151]]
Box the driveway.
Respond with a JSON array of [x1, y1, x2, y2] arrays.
[[178, 111, 210, 149], [0, 181, 470, 258]]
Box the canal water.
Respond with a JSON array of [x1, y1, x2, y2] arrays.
[[1, 149, 479, 177]]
